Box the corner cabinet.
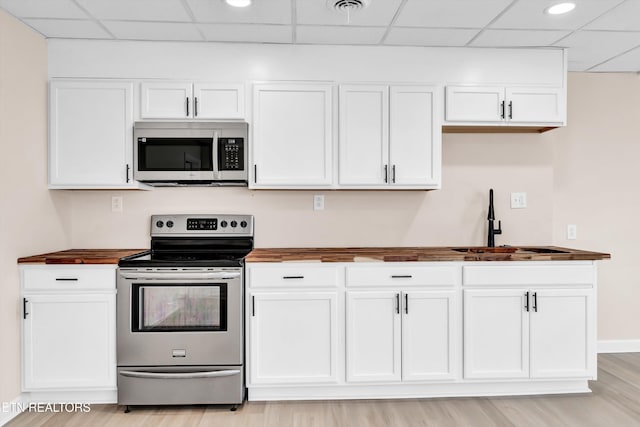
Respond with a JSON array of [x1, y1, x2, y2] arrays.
[[49, 80, 143, 189], [445, 85, 565, 127], [251, 84, 333, 188], [20, 265, 117, 403], [140, 82, 245, 119], [338, 85, 441, 189]]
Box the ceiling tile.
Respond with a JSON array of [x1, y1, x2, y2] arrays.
[[585, 0, 640, 31], [384, 28, 479, 47], [186, 0, 290, 24], [0, 0, 87, 19], [470, 29, 571, 47], [23, 18, 111, 38], [395, 0, 512, 28], [589, 45, 640, 71], [491, 0, 625, 30], [555, 30, 640, 69], [297, 25, 386, 45], [76, 0, 192, 22], [198, 23, 292, 43], [103, 21, 203, 41], [297, 0, 402, 26]]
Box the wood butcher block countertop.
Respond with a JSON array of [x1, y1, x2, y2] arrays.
[[245, 246, 611, 263], [18, 249, 147, 265]]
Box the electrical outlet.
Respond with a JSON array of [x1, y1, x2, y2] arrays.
[[567, 224, 577, 240], [313, 194, 324, 211], [510, 192, 527, 209], [111, 196, 123, 213]]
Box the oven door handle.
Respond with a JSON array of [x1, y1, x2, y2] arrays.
[[119, 369, 241, 380], [119, 272, 241, 280]]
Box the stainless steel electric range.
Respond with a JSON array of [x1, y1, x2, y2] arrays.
[[116, 214, 253, 412]]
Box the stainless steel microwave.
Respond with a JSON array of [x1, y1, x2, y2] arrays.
[[133, 121, 248, 186]]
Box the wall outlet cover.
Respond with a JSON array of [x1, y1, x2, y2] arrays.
[[567, 224, 577, 240], [111, 196, 123, 212], [510, 192, 527, 209], [313, 194, 324, 211]]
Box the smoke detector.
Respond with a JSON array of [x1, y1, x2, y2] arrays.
[[327, 0, 371, 23]]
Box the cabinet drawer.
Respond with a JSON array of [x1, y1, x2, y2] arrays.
[[248, 265, 339, 288], [346, 265, 458, 287], [22, 266, 116, 291], [463, 264, 595, 286]]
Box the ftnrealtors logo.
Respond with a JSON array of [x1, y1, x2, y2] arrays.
[[3, 402, 91, 413]]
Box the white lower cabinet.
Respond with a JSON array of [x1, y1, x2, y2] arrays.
[[246, 261, 598, 401], [249, 292, 338, 384], [346, 290, 456, 383], [20, 265, 117, 398]]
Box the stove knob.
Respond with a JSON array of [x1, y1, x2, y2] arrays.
[[156, 220, 164, 228], [230, 220, 238, 228], [220, 220, 228, 228], [166, 220, 174, 228], [240, 220, 248, 228]]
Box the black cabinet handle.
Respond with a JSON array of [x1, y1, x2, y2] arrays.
[[126, 164, 130, 183], [384, 165, 388, 183], [391, 275, 412, 279], [500, 100, 505, 119], [508, 101, 513, 119], [23, 298, 28, 319], [194, 97, 198, 117], [282, 276, 304, 279], [524, 291, 530, 312], [533, 292, 538, 312], [404, 293, 408, 314], [395, 293, 400, 314], [251, 295, 255, 317], [254, 164, 257, 184], [392, 165, 396, 183], [56, 278, 78, 281], [186, 97, 190, 117]]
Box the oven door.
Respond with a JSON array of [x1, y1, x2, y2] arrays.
[[116, 268, 242, 366]]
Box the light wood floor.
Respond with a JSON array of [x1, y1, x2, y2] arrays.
[[8, 353, 640, 427]]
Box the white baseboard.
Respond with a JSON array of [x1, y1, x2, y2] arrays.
[[0, 395, 28, 427], [598, 340, 640, 353]]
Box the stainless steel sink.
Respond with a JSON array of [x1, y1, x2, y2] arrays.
[[451, 247, 569, 254]]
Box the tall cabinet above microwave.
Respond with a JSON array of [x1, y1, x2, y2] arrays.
[[133, 121, 248, 186]]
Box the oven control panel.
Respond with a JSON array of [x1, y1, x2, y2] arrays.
[[151, 214, 253, 236]]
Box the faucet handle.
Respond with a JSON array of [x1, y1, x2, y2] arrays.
[[494, 220, 502, 235]]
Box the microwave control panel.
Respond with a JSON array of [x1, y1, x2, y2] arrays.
[[218, 138, 244, 171]]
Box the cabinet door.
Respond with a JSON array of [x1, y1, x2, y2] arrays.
[[346, 291, 401, 382], [338, 85, 389, 185], [445, 86, 505, 122], [252, 84, 333, 187], [193, 83, 245, 119], [23, 293, 116, 390], [249, 292, 338, 385], [530, 289, 595, 379], [140, 82, 192, 118], [390, 86, 440, 187], [402, 291, 457, 381], [463, 289, 529, 379], [506, 87, 564, 124], [49, 81, 134, 186]]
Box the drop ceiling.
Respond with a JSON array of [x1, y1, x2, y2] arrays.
[[1, 0, 640, 72]]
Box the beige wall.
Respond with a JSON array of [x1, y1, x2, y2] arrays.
[[550, 73, 640, 341], [0, 12, 71, 405]]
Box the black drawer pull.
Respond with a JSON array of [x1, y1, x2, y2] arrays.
[[56, 278, 79, 281], [282, 276, 304, 280], [391, 275, 412, 279]]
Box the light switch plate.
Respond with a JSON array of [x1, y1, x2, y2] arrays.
[[510, 192, 527, 209]]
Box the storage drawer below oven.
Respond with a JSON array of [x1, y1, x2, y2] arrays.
[[117, 365, 244, 405]]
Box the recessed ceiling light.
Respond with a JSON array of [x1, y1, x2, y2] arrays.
[[225, 0, 251, 7], [545, 2, 576, 15]]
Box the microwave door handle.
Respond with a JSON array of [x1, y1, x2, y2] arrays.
[[212, 131, 220, 180]]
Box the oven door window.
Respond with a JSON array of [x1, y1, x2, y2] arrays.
[[138, 138, 213, 171], [132, 283, 227, 332]]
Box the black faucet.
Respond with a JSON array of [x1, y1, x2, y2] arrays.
[[487, 188, 502, 247]]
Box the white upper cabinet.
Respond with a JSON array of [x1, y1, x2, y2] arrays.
[[339, 85, 441, 189], [445, 85, 565, 126], [251, 83, 333, 188], [140, 82, 244, 119], [49, 80, 139, 189]]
